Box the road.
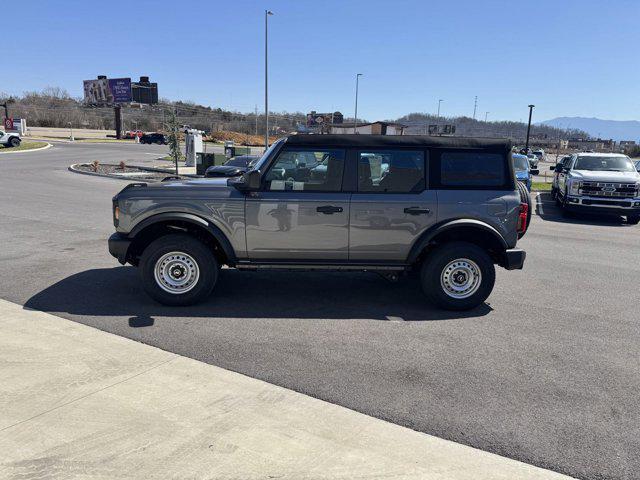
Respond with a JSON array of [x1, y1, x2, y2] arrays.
[[1, 142, 639, 480]]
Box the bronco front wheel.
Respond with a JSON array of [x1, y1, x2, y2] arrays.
[[421, 241, 495, 311], [139, 234, 218, 306]]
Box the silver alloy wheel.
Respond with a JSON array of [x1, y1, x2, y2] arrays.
[[440, 258, 482, 299], [154, 251, 200, 294]]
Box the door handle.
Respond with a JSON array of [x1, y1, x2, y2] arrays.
[[404, 207, 431, 215], [317, 205, 343, 214]]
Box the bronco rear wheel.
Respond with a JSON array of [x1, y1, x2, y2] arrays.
[[139, 233, 218, 306], [420, 241, 495, 311]]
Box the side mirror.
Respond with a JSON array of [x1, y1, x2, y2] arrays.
[[232, 170, 261, 191]]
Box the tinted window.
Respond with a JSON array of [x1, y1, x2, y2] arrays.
[[440, 152, 505, 187], [358, 150, 425, 193], [264, 148, 345, 191]]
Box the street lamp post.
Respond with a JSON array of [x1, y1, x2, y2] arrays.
[[264, 10, 274, 151], [484, 111, 489, 122], [525, 104, 535, 153], [68, 122, 74, 142], [353, 73, 363, 134], [437, 99, 443, 119]]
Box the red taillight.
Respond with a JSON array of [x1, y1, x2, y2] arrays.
[[517, 202, 528, 233]]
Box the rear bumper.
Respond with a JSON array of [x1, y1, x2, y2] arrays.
[[501, 248, 526, 270], [108, 233, 131, 265]]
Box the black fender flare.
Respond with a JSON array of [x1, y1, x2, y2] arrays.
[[128, 212, 237, 264], [406, 219, 508, 264]]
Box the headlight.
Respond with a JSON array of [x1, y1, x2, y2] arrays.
[[569, 180, 581, 195]]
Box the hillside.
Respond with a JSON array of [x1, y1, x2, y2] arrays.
[[540, 117, 640, 141]]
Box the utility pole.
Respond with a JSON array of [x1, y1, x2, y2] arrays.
[[354, 73, 363, 134], [264, 10, 274, 150], [473, 96, 477, 120], [525, 104, 535, 153], [484, 111, 489, 122], [437, 99, 443, 120]]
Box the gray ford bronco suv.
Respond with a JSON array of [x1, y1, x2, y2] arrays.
[[109, 135, 528, 310]]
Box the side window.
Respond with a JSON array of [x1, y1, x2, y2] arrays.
[[264, 148, 345, 192], [358, 150, 425, 193], [439, 151, 506, 188]]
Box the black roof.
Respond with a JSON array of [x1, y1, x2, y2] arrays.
[[285, 134, 511, 150]]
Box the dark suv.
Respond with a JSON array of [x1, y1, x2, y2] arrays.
[[139, 133, 167, 145], [109, 135, 528, 310]]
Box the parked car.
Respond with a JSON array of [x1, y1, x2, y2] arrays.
[[139, 133, 167, 145], [532, 149, 545, 162], [513, 153, 532, 191], [204, 155, 260, 178], [108, 135, 528, 311], [526, 153, 540, 175], [554, 153, 640, 224], [0, 130, 21, 148]]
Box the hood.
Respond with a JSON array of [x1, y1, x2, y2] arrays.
[[205, 165, 247, 177], [515, 170, 529, 180], [569, 170, 640, 183]]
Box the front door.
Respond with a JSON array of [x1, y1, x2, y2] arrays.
[[245, 147, 349, 260], [349, 149, 437, 261]]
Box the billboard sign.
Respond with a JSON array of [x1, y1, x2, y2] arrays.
[[83, 77, 132, 105], [108, 78, 132, 103], [3, 117, 13, 130]]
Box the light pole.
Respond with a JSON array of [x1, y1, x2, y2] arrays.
[[437, 99, 443, 119], [68, 122, 74, 142], [525, 104, 535, 153], [264, 9, 274, 150], [484, 111, 489, 122], [353, 73, 363, 134]]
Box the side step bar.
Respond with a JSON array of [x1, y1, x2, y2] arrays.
[[235, 262, 408, 272]]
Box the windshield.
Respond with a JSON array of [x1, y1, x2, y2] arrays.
[[250, 139, 285, 171], [225, 157, 250, 167], [573, 156, 636, 172], [513, 154, 530, 172]]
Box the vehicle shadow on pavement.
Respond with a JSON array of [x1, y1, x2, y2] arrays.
[[24, 267, 492, 322], [534, 192, 629, 227]]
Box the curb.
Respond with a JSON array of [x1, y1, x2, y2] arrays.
[[0, 142, 52, 155], [68, 163, 198, 182]]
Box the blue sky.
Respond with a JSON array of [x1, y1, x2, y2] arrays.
[[6, 0, 639, 123]]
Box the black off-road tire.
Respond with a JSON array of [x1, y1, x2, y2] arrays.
[[516, 181, 532, 239], [9, 137, 21, 147], [420, 241, 496, 311], [627, 215, 640, 225], [139, 234, 218, 306]]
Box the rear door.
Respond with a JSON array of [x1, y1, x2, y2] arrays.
[[245, 147, 350, 260], [349, 149, 437, 261]]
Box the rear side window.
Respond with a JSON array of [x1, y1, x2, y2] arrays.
[[439, 151, 506, 187], [357, 150, 425, 193]]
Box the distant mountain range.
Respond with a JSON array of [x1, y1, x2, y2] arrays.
[[540, 117, 640, 142]]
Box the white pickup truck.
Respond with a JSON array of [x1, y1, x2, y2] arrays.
[[553, 153, 640, 224], [0, 130, 21, 148]]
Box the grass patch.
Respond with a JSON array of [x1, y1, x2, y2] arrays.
[[0, 141, 48, 152], [532, 181, 552, 191]]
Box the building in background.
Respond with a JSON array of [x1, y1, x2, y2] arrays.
[[330, 121, 406, 135]]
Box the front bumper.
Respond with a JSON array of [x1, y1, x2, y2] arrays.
[[108, 233, 131, 265], [501, 248, 526, 270], [565, 196, 640, 216]]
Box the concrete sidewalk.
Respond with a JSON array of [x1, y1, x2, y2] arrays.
[[0, 299, 573, 479]]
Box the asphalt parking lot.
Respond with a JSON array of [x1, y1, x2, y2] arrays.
[[1, 142, 639, 480]]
